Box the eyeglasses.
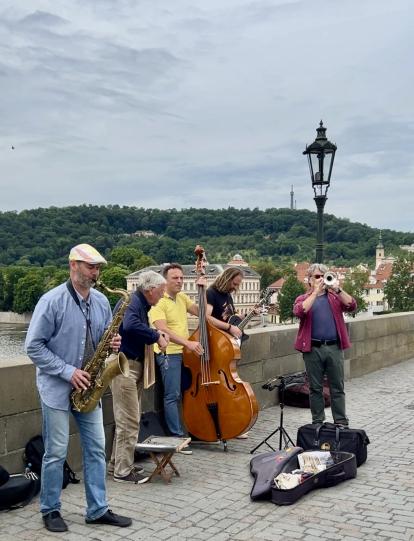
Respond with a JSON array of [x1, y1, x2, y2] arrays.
[[312, 274, 323, 279]]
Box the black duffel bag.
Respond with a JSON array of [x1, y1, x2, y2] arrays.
[[284, 374, 331, 409], [297, 422, 370, 467]]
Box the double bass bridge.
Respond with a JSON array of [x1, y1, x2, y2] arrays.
[[201, 380, 220, 386]]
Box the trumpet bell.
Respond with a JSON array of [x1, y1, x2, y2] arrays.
[[323, 271, 336, 286]]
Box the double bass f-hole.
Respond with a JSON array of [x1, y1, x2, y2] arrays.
[[218, 369, 237, 391]]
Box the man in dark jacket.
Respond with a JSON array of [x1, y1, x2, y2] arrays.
[[108, 271, 168, 483]]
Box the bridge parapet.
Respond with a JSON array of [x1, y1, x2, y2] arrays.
[[1, 312, 413, 473]]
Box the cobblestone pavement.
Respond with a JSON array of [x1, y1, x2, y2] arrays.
[[1, 358, 414, 541]]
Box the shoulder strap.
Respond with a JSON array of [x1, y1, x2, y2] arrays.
[[65, 280, 95, 350], [66, 279, 81, 307]]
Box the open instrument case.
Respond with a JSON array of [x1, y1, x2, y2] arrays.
[[250, 448, 357, 505]]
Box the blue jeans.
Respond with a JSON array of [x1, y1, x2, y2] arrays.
[[155, 353, 184, 436], [40, 400, 108, 520]]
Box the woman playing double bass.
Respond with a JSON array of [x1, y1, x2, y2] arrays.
[[182, 246, 258, 448]]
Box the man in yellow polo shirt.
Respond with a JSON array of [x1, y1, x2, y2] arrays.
[[149, 264, 203, 444]]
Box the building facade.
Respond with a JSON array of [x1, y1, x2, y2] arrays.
[[126, 254, 261, 323], [267, 235, 395, 319]]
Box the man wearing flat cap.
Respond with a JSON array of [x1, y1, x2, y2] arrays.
[[25, 244, 132, 532]]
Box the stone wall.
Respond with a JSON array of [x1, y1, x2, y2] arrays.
[[1, 312, 413, 473], [0, 311, 31, 324]]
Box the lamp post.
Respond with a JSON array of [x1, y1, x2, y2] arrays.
[[303, 121, 337, 263]]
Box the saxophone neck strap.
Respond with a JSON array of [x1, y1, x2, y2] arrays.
[[66, 279, 81, 308], [66, 280, 96, 349]]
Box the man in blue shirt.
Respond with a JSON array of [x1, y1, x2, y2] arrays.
[[25, 244, 132, 533], [108, 270, 168, 483]]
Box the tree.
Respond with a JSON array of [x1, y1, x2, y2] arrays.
[[109, 246, 156, 271], [278, 274, 306, 323], [135, 254, 156, 270], [13, 271, 44, 313], [252, 261, 282, 289], [384, 255, 414, 312], [342, 268, 369, 316], [45, 268, 69, 291], [0, 269, 5, 310], [2, 267, 27, 311], [109, 247, 142, 269], [99, 266, 130, 308]]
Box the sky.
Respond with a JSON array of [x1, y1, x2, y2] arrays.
[[0, 0, 413, 232]]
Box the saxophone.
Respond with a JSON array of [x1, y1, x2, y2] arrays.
[[70, 281, 131, 413]]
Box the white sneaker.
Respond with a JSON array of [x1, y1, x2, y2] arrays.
[[179, 448, 193, 455]]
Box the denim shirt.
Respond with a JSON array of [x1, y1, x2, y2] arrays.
[[25, 283, 112, 410]]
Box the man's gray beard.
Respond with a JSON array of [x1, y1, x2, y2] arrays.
[[75, 271, 94, 290]]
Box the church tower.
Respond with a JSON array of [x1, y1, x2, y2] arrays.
[[376, 231, 385, 268]]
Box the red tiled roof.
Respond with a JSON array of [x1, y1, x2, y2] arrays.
[[375, 262, 393, 281], [268, 277, 285, 289], [294, 262, 310, 284]]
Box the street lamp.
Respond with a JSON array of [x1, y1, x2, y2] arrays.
[[303, 121, 337, 263]]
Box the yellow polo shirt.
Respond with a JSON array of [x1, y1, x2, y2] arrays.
[[149, 291, 194, 354]]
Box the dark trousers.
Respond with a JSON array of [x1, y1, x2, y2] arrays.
[[303, 344, 348, 425]]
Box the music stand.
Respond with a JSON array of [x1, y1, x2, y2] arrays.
[[250, 373, 305, 454]]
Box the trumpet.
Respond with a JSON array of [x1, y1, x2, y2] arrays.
[[323, 271, 337, 287]]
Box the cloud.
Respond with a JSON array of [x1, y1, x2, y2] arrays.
[[18, 9, 68, 27], [0, 0, 413, 233]]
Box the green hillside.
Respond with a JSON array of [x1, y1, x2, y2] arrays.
[[0, 205, 413, 267]]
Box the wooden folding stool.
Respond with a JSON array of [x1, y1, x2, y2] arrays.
[[135, 436, 191, 484]]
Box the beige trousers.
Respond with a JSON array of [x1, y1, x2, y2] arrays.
[[108, 358, 143, 478]]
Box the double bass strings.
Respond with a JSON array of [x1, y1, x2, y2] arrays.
[[198, 284, 208, 383], [197, 283, 213, 400]]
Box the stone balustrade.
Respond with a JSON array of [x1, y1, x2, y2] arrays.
[[1, 311, 413, 473]]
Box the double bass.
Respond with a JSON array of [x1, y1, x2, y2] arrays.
[[182, 246, 259, 447]]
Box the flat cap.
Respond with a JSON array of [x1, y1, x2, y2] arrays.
[[68, 244, 107, 265]]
